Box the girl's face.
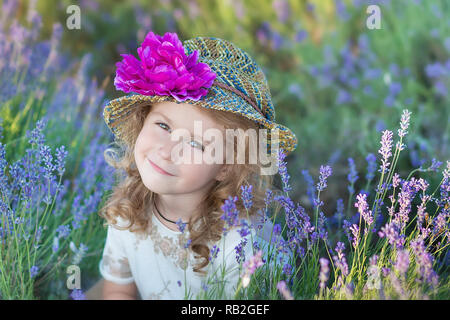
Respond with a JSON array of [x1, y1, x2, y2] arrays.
[[134, 101, 229, 196]]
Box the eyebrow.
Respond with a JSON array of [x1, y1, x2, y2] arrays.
[[151, 111, 212, 144]]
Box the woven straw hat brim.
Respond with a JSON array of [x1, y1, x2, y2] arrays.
[[103, 90, 298, 156]]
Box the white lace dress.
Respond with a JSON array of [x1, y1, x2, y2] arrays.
[[99, 212, 262, 299]]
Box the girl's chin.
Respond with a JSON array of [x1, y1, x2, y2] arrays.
[[141, 174, 176, 191], [142, 181, 165, 193]]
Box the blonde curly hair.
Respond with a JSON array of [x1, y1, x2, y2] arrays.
[[99, 102, 283, 275]]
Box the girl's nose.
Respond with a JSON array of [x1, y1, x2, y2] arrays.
[[159, 133, 195, 164], [158, 139, 175, 161], [158, 134, 184, 162]]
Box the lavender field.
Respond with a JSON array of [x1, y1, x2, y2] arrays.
[[0, 0, 448, 300]]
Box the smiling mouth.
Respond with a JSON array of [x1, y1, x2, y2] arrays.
[[147, 158, 174, 176]]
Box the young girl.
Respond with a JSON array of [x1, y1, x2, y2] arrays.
[[93, 31, 297, 300]]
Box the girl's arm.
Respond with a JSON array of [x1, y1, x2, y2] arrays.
[[102, 279, 138, 300]]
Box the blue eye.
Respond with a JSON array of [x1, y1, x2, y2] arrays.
[[189, 140, 205, 152], [156, 122, 204, 151], [156, 122, 170, 131]]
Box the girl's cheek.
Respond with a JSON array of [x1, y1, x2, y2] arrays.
[[142, 125, 164, 145]]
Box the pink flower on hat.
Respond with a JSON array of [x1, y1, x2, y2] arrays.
[[114, 31, 217, 101]]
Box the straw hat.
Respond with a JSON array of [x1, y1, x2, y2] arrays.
[[103, 31, 297, 157]]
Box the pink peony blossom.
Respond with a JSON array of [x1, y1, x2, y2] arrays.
[[114, 31, 216, 101]]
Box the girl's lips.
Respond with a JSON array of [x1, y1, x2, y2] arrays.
[[147, 158, 175, 176]]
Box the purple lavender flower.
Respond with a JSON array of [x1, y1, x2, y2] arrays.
[[317, 165, 332, 192], [273, 223, 281, 236], [26, 118, 47, 148], [390, 63, 400, 75], [55, 145, 68, 176], [39, 145, 56, 180], [272, 0, 290, 23], [435, 80, 447, 97], [56, 225, 71, 239], [274, 194, 297, 230], [349, 224, 359, 248], [183, 239, 192, 249], [302, 169, 316, 208], [393, 179, 421, 228], [336, 89, 352, 105], [335, 0, 350, 21], [277, 149, 292, 193], [70, 289, 86, 300], [392, 173, 401, 188], [347, 157, 359, 194], [378, 130, 393, 174], [52, 236, 59, 253], [319, 257, 330, 289], [30, 265, 39, 278], [34, 226, 43, 249], [240, 184, 254, 210], [318, 211, 328, 240], [389, 82, 402, 96], [378, 221, 405, 248], [394, 249, 410, 274], [276, 280, 294, 300], [176, 218, 187, 233], [364, 68, 382, 80], [238, 219, 250, 237], [365, 153, 377, 182], [425, 62, 445, 78], [235, 238, 248, 264], [433, 211, 448, 236], [437, 166, 449, 211], [288, 83, 303, 99], [1, 0, 19, 18], [427, 158, 443, 172], [209, 244, 220, 261], [270, 31, 284, 51], [253, 240, 260, 251], [296, 246, 305, 258], [354, 193, 374, 229], [416, 195, 431, 228], [335, 241, 345, 256], [264, 188, 274, 205], [410, 238, 439, 287], [389, 271, 406, 298], [282, 263, 292, 276], [310, 231, 319, 243], [242, 250, 264, 280], [221, 195, 240, 234], [416, 178, 429, 192], [342, 219, 353, 242], [313, 198, 324, 209], [294, 30, 308, 43], [27, 1, 42, 42], [443, 160, 450, 180], [333, 198, 344, 225], [333, 242, 349, 277], [0, 143, 9, 194], [256, 22, 271, 46]]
